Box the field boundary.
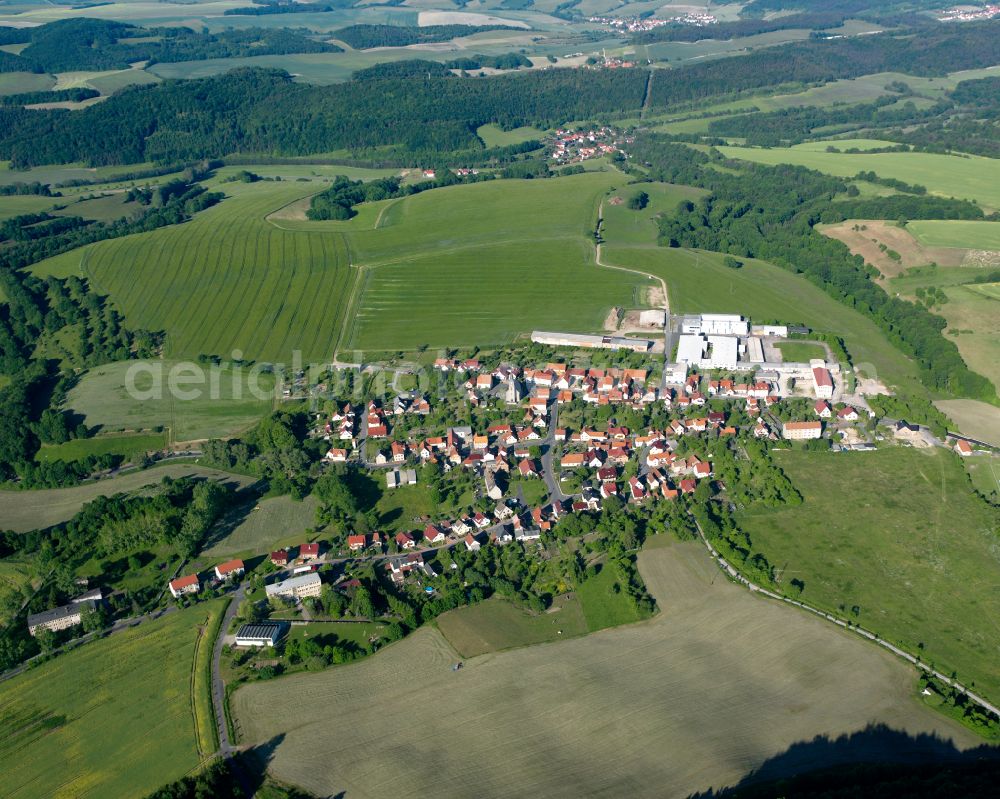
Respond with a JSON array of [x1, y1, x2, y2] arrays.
[[692, 517, 1000, 720]]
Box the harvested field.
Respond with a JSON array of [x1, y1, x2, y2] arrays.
[[936, 399, 1000, 447], [0, 464, 254, 533], [232, 541, 977, 799], [820, 220, 967, 280]]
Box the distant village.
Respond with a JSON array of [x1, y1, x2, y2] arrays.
[[587, 13, 719, 32], [550, 127, 632, 164], [939, 4, 1000, 22]]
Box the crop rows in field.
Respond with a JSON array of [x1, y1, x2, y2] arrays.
[[343, 172, 644, 351], [83, 184, 353, 363]]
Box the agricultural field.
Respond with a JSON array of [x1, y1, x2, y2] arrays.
[[600, 182, 707, 247], [342, 173, 644, 351], [719, 145, 1000, 210], [939, 282, 1000, 395], [50, 193, 134, 222], [0, 195, 57, 220], [202, 495, 318, 558], [936, 399, 1000, 448], [62, 360, 277, 443], [0, 600, 225, 799], [36, 432, 168, 464], [601, 245, 924, 395], [49, 181, 353, 363], [0, 463, 255, 534], [233, 540, 977, 799], [436, 593, 588, 657], [908, 220, 1000, 251], [738, 448, 1000, 703], [820, 220, 970, 280], [0, 72, 54, 96], [774, 341, 827, 363], [963, 453, 1000, 500]]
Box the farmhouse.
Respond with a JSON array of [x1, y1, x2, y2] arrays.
[[169, 574, 200, 598], [215, 559, 245, 580], [266, 572, 322, 601], [235, 622, 283, 648], [300, 543, 320, 561], [782, 421, 823, 440]]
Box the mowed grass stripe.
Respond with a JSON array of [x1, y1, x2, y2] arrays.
[[85, 183, 351, 362]]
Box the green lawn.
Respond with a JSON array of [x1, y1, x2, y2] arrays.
[[0, 600, 225, 799], [374, 482, 437, 532], [575, 562, 647, 632], [719, 145, 1000, 209], [36, 432, 168, 464], [435, 593, 589, 657], [203, 495, 318, 558], [775, 341, 827, 363], [602, 245, 923, 394], [601, 182, 707, 247], [71, 181, 354, 362], [963, 453, 1000, 500], [738, 448, 1000, 704], [907, 220, 1000, 250], [476, 123, 544, 148], [63, 360, 276, 443]]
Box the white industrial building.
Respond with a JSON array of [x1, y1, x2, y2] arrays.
[[681, 313, 749, 337], [752, 324, 789, 337], [531, 331, 653, 353], [675, 334, 742, 370], [235, 622, 283, 647], [745, 336, 765, 363]]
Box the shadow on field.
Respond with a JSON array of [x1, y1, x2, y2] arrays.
[[235, 732, 347, 798], [689, 723, 1000, 798], [199, 483, 266, 551]]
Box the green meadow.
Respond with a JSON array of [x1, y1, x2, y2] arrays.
[[600, 182, 707, 247], [0, 601, 225, 799], [738, 448, 1000, 704], [601, 245, 924, 394], [719, 145, 1000, 209], [907, 220, 1000, 250], [63, 360, 277, 443], [36, 432, 168, 464], [64, 181, 354, 362]]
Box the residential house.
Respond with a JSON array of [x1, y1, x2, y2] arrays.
[[215, 559, 245, 580], [169, 574, 200, 599]]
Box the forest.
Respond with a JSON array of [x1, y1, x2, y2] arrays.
[[0, 18, 339, 73], [0, 67, 648, 167], [333, 24, 519, 49]]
